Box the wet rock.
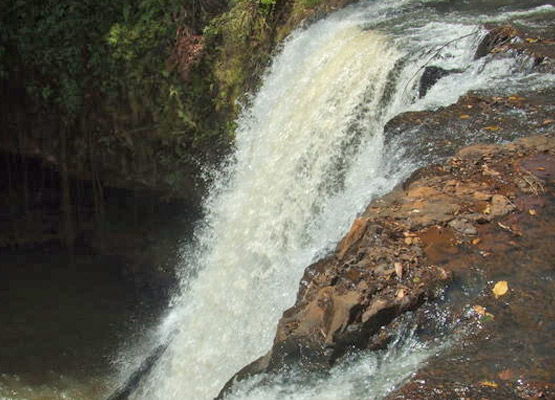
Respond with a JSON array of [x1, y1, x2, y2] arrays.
[[490, 194, 515, 218], [457, 143, 501, 160], [419, 66, 462, 98], [221, 120, 555, 400], [475, 25, 521, 59], [448, 218, 478, 236], [473, 191, 493, 201], [221, 133, 555, 398], [475, 23, 555, 73], [336, 217, 370, 260]]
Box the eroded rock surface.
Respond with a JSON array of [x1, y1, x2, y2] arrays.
[[218, 21, 555, 400], [219, 132, 555, 398]]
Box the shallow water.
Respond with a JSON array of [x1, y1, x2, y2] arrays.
[[386, 190, 555, 399], [0, 247, 163, 400]]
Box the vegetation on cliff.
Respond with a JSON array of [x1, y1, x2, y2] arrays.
[[0, 0, 346, 193], [0, 0, 345, 249]]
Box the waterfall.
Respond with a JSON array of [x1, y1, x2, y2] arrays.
[[126, 1, 555, 400]]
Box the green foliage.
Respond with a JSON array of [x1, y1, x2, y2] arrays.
[[0, 0, 229, 193], [296, 0, 324, 9], [233, 0, 277, 15], [0, 0, 334, 195]]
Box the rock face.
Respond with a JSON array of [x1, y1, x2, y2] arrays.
[[475, 24, 555, 73], [384, 138, 555, 400], [419, 66, 461, 98], [218, 22, 555, 399], [219, 133, 555, 398]]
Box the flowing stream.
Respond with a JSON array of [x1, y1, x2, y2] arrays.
[[2, 1, 554, 400], [124, 1, 555, 400]]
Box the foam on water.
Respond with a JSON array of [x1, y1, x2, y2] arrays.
[[124, 1, 555, 399]]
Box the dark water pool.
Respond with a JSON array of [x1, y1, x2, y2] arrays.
[[0, 247, 167, 400]]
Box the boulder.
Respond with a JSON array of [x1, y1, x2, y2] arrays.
[[419, 66, 462, 98]]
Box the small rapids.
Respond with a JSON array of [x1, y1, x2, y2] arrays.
[[123, 1, 555, 400]]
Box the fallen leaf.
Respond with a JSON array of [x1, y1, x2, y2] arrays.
[[536, 167, 546, 171], [394, 262, 403, 278], [543, 119, 554, 125], [396, 289, 406, 299], [480, 380, 499, 388], [473, 305, 486, 315], [528, 209, 537, 216], [497, 222, 511, 230], [498, 369, 514, 381], [472, 238, 482, 245], [525, 37, 539, 43], [473, 305, 495, 319], [483, 125, 501, 131], [460, 114, 470, 119], [484, 205, 492, 215], [404, 237, 413, 245], [493, 281, 509, 298]]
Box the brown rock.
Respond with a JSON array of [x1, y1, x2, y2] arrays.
[[336, 217, 370, 260], [448, 218, 478, 236], [220, 134, 555, 398], [457, 143, 500, 160], [490, 194, 515, 217], [473, 191, 493, 201]]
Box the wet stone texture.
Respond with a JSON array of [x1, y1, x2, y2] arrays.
[[219, 23, 555, 399], [219, 133, 555, 399], [382, 135, 555, 400], [386, 23, 555, 166]]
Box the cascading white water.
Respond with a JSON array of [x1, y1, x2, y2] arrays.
[[132, 16, 403, 400], [127, 1, 555, 400]]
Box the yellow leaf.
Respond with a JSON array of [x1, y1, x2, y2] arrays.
[[483, 205, 491, 215], [525, 37, 539, 43], [493, 281, 509, 298], [480, 380, 499, 388], [484, 125, 501, 131], [473, 305, 495, 319], [473, 305, 486, 315], [460, 114, 470, 119], [472, 238, 482, 245], [528, 209, 537, 216]]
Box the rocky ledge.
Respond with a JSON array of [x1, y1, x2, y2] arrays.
[[217, 21, 555, 399], [220, 132, 555, 398]]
